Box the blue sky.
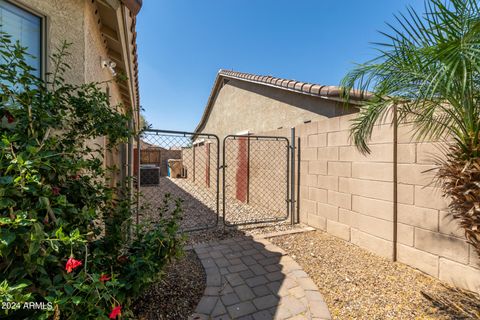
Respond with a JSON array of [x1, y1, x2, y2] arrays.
[[136, 0, 424, 131]]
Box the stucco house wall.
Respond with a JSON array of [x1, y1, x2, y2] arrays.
[[13, 0, 140, 185], [182, 143, 216, 189], [17, 0, 86, 85], [83, 0, 125, 180]]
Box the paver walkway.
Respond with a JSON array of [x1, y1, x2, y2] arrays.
[[189, 236, 331, 320]]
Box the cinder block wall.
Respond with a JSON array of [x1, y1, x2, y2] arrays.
[[395, 124, 480, 291], [268, 115, 480, 293]]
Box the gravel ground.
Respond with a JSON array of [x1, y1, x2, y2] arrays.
[[135, 177, 305, 319], [139, 177, 290, 232], [139, 178, 218, 231], [269, 231, 480, 320], [185, 222, 306, 246], [133, 250, 206, 320]]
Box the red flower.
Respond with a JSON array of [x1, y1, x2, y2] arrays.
[[109, 305, 121, 319], [99, 274, 111, 283], [65, 257, 82, 273], [5, 111, 14, 123], [52, 186, 60, 196]]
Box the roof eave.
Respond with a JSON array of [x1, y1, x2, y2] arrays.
[[122, 0, 142, 15], [194, 70, 367, 134]]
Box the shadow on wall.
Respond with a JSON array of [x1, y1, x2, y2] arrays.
[[228, 79, 359, 118]]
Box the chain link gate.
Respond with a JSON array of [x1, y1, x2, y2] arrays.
[[136, 129, 220, 232], [222, 135, 291, 226]]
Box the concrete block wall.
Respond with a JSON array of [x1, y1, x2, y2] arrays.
[[395, 124, 480, 292], [296, 115, 397, 261], [268, 115, 480, 293]]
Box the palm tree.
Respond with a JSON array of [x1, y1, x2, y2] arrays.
[[341, 0, 480, 259]]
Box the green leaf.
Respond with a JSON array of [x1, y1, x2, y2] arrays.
[[28, 240, 40, 255], [10, 280, 31, 291], [64, 284, 74, 296], [0, 230, 16, 248], [0, 176, 13, 185], [55, 227, 64, 239], [0, 198, 15, 209]]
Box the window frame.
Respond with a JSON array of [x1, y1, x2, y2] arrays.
[[1, 0, 47, 79]]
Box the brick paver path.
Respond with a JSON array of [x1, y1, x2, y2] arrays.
[[189, 236, 331, 320]]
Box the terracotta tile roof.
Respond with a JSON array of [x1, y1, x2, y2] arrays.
[[194, 69, 367, 133], [219, 70, 367, 101], [130, 13, 140, 111]]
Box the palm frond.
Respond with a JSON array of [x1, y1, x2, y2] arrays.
[[340, 0, 480, 159]]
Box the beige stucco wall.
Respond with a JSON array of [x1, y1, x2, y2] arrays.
[[200, 79, 356, 140], [83, 0, 125, 184], [15, 0, 128, 184], [222, 136, 289, 223], [16, 0, 86, 85], [276, 115, 480, 293], [182, 142, 218, 190]]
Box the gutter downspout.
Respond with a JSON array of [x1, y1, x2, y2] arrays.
[[393, 104, 398, 262]]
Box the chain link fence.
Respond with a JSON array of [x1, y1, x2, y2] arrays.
[[223, 135, 290, 226], [136, 130, 219, 232]]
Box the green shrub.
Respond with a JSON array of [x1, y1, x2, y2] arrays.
[[0, 31, 184, 319]]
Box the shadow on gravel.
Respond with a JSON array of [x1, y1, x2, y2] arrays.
[[422, 285, 480, 319], [133, 251, 207, 320], [137, 177, 327, 319]]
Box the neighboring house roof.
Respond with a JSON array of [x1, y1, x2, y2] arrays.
[[194, 69, 366, 133], [140, 141, 168, 150]]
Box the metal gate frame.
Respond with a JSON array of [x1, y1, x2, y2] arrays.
[[222, 134, 292, 227], [136, 129, 220, 232]]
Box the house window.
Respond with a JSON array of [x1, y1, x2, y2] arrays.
[[0, 0, 43, 77]]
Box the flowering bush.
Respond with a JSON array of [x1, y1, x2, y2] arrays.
[[0, 32, 184, 319]]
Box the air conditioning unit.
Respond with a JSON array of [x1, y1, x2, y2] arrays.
[[140, 165, 160, 186]]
